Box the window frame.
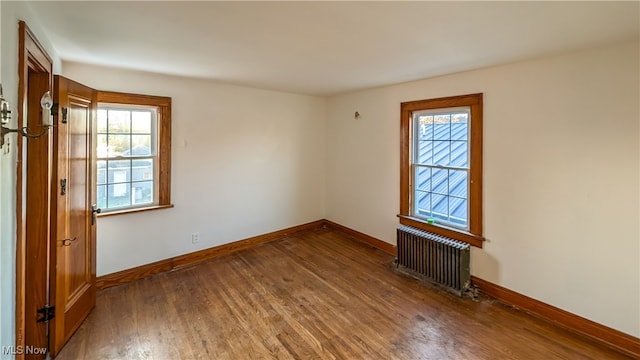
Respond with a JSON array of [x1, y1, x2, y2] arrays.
[[96, 91, 172, 216], [399, 93, 483, 247]]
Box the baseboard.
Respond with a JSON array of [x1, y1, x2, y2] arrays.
[[96, 220, 325, 290], [471, 276, 640, 358], [322, 220, 396, 255]]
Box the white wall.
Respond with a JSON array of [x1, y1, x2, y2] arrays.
[[325, 41, 639, 337], [62, 62, 326, 276], [0, 2, 60, 357]]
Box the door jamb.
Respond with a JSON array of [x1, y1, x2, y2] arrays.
[[15, 20, 53, 359]]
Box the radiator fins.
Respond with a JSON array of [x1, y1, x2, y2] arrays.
[[396, 226, 471, 297]]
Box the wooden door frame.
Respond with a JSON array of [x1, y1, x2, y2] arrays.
[[15, 21, 53, 359]]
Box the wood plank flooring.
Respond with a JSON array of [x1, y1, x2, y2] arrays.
[[55, 228, 631, 359]]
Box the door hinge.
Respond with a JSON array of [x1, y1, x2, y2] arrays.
[[51, 103, 68, 123], [37, 305, 55, 323]]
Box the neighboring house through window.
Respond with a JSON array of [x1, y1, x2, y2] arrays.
[[399, 93, 483, 247], [96, 91, 172, 214]]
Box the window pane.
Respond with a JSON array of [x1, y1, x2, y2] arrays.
[[411, 113, 470, 229], [415, 190, 431, 217], [129, 135, 151, 156], [107, 160, 131, 183], [417, 115, 433, 140], [132, 181, 153, 205], [450, 198, 468, 227], [97, 185, 107, 209], [107, 134, 131, 156], [449, 170, 468, 198], [432, 193, 448, 221], [433, 115, 450, 140], [432, 168, 448, 195], [132, 159, 153, 181], [108, 110, 131, 133], [433, 141, 450, 166], [107, 183, 131, 208], [97, 109, 107, 133], [132, 111, 152, 134], [416, 141, 432, 164], [97, 160, 107, 185], [450, 141, 468, 168], [413, 166, 470, 229], [451, 114, 468, 141], [97, 135, 109, 158], [415, 166, 431, 192]]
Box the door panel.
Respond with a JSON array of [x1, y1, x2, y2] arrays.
[[50, 76, 97, 357], [24, 70, 52, 360]]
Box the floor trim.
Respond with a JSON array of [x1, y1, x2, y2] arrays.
[[96, 220, 325, 290], [322, 220, 396, 255], [471, 276, 640, 358]]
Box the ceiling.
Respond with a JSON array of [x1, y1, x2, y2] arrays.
[[27, 1, 639, 96]]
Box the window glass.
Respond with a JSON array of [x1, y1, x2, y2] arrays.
[[96, 106, 157, 211], [412, 108, 470, 230]]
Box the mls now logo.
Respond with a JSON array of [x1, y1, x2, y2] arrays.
[[2, 345, 47, 355]]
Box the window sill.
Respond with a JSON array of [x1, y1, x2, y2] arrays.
[[397, 215, 484, 248], [97, 204, 174, 218]]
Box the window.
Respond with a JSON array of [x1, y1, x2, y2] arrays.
[[400, 93, 483, 247], [96, 91, 172, 214]]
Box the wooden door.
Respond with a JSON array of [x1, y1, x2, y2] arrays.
[[49, 76, 97, 356], [23, 71, 53, 360]]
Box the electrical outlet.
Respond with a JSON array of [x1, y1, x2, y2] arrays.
[[191, 232, 200, 244]]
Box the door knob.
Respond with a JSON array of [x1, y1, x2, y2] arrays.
[[91, 204, 101, 225]]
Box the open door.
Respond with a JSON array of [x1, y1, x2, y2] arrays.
[[49, 75, 98, 356]]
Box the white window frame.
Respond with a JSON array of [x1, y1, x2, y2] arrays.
[[96, 105, 159, 212], [411, 106, 471, 230]]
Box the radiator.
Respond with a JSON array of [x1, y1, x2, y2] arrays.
[[396, 226, 471, 297]]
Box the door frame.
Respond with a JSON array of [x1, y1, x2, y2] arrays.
[[15, 21, 53, 359]]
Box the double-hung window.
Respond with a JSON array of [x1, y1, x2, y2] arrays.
[[96, 91, 172, 214], [400, 93, 483, 247]]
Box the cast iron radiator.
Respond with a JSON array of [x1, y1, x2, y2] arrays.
[[396, 225, 471, 297]]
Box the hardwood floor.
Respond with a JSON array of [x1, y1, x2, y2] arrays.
[[55, 228, 630, 359]]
